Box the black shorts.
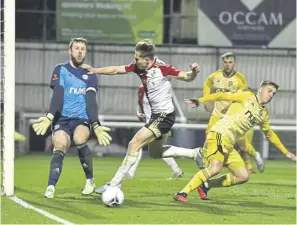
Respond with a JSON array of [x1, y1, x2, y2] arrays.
[[145, 111, 175, 138], [52, 118, 90, 138]]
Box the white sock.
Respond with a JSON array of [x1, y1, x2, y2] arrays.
[[162, 157, 182, 174], [127, 148, 143, 177], [162, 145, 196, 159], [110, 151, 139, 186]]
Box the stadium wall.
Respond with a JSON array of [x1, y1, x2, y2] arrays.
[[15, 42, 296, 120]]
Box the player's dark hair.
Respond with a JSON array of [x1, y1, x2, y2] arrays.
[[221, 52, 236, 61], [69, 37, 88, 49], [260, 81, 279, 90], [135, 39, 155, 59]]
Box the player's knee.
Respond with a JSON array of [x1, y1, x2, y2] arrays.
[[128, 139, 141, 153], [73, 136, 88, 145], [207, 161, 223, 176], [53, 139, 68, 151]]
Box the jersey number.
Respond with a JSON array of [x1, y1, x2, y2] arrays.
[[245, 110, 256, 125]]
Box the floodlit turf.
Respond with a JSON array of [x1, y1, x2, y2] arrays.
[[1, 154, 296, 224]]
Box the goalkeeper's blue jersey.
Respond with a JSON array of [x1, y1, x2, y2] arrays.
[[50, 61, 98, 120]]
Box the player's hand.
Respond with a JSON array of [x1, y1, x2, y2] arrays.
[[184, 98, 200, 108], [285, 152, 296, 161], [189, 63, 200, 73], [137, 112, 146, 122], [81, 64, 98, 74], [204, 102, 214, 113], [32, 113, 54, 135], [81, 64, 93, 70], [93, 123, 112, 147]]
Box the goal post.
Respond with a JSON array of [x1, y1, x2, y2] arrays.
[[2, 0, 16, 196]]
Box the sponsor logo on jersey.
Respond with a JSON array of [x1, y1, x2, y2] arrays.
[[69, 87, 86, 94]]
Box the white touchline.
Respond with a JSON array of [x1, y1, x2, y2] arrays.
[[9, 196, 75, 225]]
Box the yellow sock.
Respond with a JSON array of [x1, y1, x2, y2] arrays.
[[181, 169, 210, 194], [245, 160, 253, 170], [208, 173, 237, 188], [245, 144, 257, 157]]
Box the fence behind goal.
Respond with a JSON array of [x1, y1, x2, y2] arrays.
[[22, 113, 297, 160]]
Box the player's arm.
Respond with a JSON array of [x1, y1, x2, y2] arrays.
[[81, 62, 136, 75], [203, 73, 215, 96], [32, 65, 64, 135], [86, 75, 112, 146], [184, 91, 252, 108], [203, 73, 215, 112], [237, 73, 249, 90], [176, 63, 200, 82], [260, 114, 296, 161], [136, 103, 145, 122], [136, 86, 145, 122]]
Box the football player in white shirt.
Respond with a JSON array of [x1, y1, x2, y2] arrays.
[[83, 39, 203, 194]]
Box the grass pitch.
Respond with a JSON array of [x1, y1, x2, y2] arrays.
[[1, 154, 296, 224]]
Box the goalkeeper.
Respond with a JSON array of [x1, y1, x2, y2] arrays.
[[32, 37, 111, 198]]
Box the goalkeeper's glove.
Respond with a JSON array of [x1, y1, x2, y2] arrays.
[[93, 122, 112, 147], [32, 113, 54, 135]]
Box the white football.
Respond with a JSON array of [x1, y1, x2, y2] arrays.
[[102, 187, 124, 207]]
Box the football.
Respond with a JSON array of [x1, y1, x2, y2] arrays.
[[102, 187, 124, 207]]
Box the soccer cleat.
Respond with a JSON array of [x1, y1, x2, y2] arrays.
[[254, 152, 265, 173], [82, 178, 95, 195], [197, 183, 209, 200], [194, 147, 204, 169], [167, 171, 184, 180], [95, 182, 121, 194], [44, 185, 55, 199], [248, 168, 256, 174], [173, 192, 188, 204]]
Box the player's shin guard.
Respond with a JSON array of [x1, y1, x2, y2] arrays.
[[48, 150, 65, 186], [181, 169, 211, 194], [126, 148, 143, 178], [77, 143, 93, 179], [207, 173, 235, 188], [110, 151, 139, 186]]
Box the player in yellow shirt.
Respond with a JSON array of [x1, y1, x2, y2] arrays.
[[173, 81, 296, 203], [202, 52, 263, 174]]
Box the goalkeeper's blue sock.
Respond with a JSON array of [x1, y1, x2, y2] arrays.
[[77, 143, 93, 179], [48, 150, 65, 186]]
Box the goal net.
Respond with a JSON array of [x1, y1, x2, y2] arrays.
[[1, 0, 15, 196]]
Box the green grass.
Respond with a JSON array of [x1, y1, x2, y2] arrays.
[[1, 154, 296, 224]]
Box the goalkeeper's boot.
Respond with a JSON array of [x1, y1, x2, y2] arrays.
[[44, 185, 55, 199], [95, 182, 122, 194], [173, 192, 188, 204], [82, 178, 95, 195], [197, 182, 210, 200], [167, 171, 184, 180], [254, 152, 265, 173], [194, 147, 204, 169]]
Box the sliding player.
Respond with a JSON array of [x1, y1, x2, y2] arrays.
[[202, 52, 263, 172], [174, 81, 296, 203]]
